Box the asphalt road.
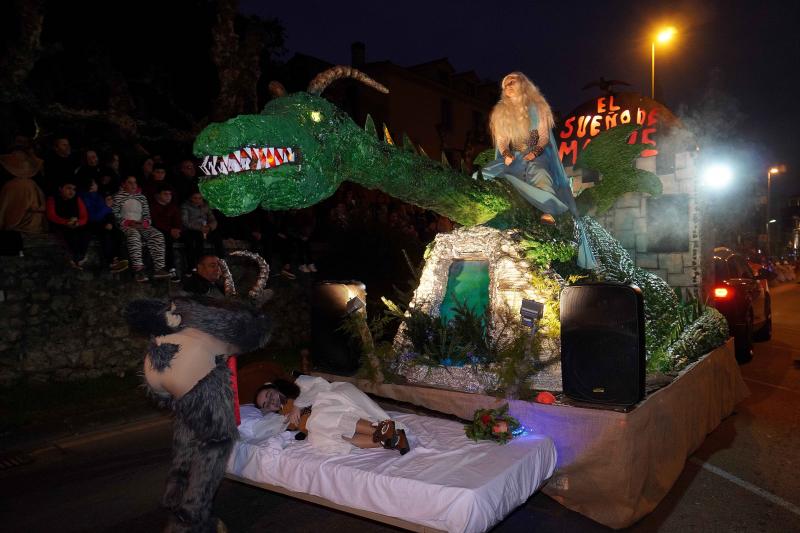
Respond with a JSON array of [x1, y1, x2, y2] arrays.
[[1, 284, 798, 532]]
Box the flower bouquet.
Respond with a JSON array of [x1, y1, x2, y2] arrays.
[[464, 403, 521, 444]]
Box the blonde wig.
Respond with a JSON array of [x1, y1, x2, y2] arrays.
[[489, 72, 554, 150]]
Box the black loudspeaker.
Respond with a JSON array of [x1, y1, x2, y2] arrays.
[[560, 283, 646, 406]]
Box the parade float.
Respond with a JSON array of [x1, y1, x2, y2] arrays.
[[194, 67, 746, 530]]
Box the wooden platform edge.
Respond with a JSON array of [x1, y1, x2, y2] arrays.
[[225, 473, 447, 533]]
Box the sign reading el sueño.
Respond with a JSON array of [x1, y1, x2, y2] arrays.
[[558, 92, 679, 167]]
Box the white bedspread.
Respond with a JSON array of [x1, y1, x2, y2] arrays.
[[228, 407, 557, 533]]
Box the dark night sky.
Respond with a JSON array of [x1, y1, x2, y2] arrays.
[[241, 0, 800, 195]]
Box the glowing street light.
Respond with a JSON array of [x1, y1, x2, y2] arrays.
[[651, 26, 677, 100], [702, 163, 733, 189], [766, 165, 785, 256]]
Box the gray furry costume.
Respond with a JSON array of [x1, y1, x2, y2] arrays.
[[127, 297, 271, 533]]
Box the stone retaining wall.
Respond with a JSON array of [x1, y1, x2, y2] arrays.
[[0, 234, 311, 385]]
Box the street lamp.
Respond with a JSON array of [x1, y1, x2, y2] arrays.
[[701, 163, 733, 190], [766, 166, 782, 256], [651, 26, 676, 100]]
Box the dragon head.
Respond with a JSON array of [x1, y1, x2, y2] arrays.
[[193, 67, 388, 215]]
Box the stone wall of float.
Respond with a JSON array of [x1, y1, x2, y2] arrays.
[[568, 151, 702, 295]]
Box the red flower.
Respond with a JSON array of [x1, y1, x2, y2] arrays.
[[492, 421, 509, 434], [481, 413, 492, 424]]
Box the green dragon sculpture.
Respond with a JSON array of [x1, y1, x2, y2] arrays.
[[193, 66, 685, 359]]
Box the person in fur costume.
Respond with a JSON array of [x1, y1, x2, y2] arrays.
[[126, 296, 271, 533]]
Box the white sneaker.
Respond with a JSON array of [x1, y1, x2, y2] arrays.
[[298, 264, 311, 273], [307, 263, 317, 272]]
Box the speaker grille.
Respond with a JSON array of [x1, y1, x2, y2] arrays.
[[561, 284, 645, 406]]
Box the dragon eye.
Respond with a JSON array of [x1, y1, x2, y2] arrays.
[[310, 111, 322, 122]]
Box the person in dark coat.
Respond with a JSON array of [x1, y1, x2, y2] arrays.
[[182, 254, 225, 298]]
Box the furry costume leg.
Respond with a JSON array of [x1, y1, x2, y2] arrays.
[[162, 416, 193, 511], [165, 360, 238, 533]]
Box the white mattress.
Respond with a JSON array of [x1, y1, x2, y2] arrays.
[[228, 407, 557, 533]]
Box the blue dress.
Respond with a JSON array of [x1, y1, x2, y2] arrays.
[[479, 106, 597, 269]]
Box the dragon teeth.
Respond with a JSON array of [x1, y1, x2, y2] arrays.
[[200, 146, 296, 176], [237, 149, 251, 170], [227, 154, 242, 173]]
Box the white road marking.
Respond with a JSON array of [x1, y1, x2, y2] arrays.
[[689, 457, 800, 517]]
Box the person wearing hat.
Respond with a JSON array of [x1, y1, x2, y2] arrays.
[[0, 136, 47, 234]]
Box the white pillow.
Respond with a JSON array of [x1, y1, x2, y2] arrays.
[[239, 404, 288, 440]]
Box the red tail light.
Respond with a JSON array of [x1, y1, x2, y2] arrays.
[[713, 287, 733, 299]]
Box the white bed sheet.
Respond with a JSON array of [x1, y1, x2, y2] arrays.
[[228, 408, 557, 533]]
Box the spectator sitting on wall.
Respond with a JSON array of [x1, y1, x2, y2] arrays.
[[74, 149, 102, 191], [113, 176, 170, 283], [39, 136, 78, 196], [46, 178, 90, 270], [243, 208, 276, 267], [98, 152, 122, 197], [289, 207, 317, 274], [139, 157, 154, 188], [182, 254, 225, 298], [43, 136, 78, 196], [181, 190, 226, 272], [150, 183, 184, 281], [79, 179, 128, 272], [273, 211, 297, 280], [142, 162, 171, 204], [0, 135, 47, 234], [174, 158, 199, 203]]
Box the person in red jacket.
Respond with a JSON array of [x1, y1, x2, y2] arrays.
[[46, 178, 90, 269], [150, 183, 184, 280]]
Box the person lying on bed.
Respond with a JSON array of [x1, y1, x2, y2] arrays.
[[254, 375, 410, 455]]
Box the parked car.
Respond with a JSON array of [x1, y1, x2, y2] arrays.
[[710, 247, 772, 362]]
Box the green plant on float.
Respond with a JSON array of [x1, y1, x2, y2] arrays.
[[472, 148, 497, 170], [646, 347, 674, 373], [527, 270, 563, 339], [666, 307, 729, 371], [573, 124, 663, 215], [492, 324, 539, 399], [520, 236, 576, 269], [339, 312, 402, 384], [385, 294, 545, 397], [354, 340, 399, 384]]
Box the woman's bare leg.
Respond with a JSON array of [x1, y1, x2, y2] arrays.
[[355, 418, 376, 435], [342, 433, 382, 448], [342, 419, 398, 448]]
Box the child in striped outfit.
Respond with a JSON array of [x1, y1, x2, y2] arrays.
[[113, 176, 170, 282]]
